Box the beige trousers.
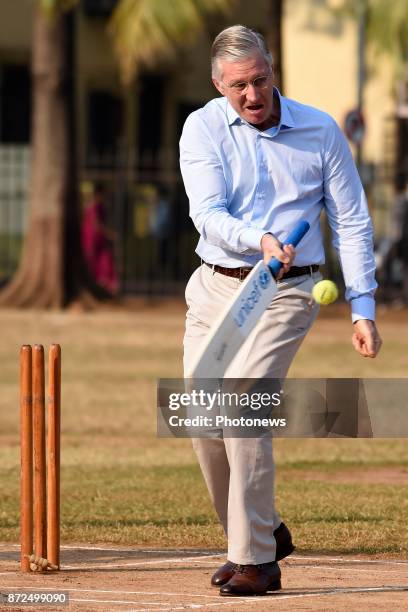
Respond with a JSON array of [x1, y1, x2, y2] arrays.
[[184, 263, 320, 564]]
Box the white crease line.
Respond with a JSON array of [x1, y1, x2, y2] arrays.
[[50, 595, 268, 611], [70, 599, 166, 607], [3, 556, 407, 583], [62, 553, 224, 571], [66, 548, 221, 555], [69, 597, 167, 610], [290, 555, 408, 565], [61, 547, 221, 555], [62, 562, 217, 571], [71, 602, 241, 611], [4, 545, 407, 565], [6, 544, 223, 555], [288, 565, 407, 574], [60, 586, 408, 610], [62, 552, 408, 571]]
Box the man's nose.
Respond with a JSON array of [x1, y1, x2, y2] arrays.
[[245, 84, 261, 102]]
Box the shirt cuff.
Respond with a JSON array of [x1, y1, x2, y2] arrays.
[[240, 227, 267, 252], [350, 296, 376, 323]]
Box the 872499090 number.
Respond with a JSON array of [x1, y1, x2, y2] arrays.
[[0, 591, 69, 606]]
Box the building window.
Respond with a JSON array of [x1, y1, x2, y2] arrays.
[[0, 64, 30, 144], [87, 90, 122, 164], [137, 75, 164, 170]]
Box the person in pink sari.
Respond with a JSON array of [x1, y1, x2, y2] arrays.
[[81, 183, 119, 295]]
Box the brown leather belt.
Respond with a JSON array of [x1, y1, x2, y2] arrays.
[[205, 262, 319, 281]]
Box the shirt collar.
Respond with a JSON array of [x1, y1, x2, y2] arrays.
[[226, 102, 241, 126], [226, 87, 295, 131], [277, 88, 295, 129]]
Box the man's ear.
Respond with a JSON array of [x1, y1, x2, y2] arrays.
[[212, 77, 224, 96]]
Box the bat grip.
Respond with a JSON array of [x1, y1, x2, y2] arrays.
[[268, 220, 310, 277]]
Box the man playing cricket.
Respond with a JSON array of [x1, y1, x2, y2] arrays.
[[179, 25, 382, 596]]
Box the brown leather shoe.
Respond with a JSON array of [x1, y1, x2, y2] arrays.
[[219, 561, 281, 596], [210, 521, 294, 586], [211, 560, 236, 587]]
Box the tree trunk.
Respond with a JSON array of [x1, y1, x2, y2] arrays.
[[266, 0, 284, 94], [0, 6, 107, 308]]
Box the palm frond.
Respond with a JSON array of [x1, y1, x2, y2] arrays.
[[109, 0, 233, 83], [327, 0, 408, 77], [367, 0, 408, 72]]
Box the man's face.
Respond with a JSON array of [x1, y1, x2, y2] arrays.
[[213, 51, 274, 129]]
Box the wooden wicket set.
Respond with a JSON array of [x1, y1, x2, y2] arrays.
[[20, 344, 61, 572]]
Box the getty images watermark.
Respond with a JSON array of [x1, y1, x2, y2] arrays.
[[157, 379, 408, 438], [166, 388, 285, 429]]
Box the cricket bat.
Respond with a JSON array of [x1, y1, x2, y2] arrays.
[[187, 220, 310, 379]]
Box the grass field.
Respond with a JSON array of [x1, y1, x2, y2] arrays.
[[0, 304, 407, 556]]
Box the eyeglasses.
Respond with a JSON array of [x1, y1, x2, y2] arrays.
[[222, 73, 272, 94]]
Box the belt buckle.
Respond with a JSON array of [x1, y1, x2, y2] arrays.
[[239, 267, 248, 281]]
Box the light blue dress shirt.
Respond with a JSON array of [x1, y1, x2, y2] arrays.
[[179, 89, 377, 321]]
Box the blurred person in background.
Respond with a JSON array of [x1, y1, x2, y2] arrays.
[[81, 182, 119, 295]]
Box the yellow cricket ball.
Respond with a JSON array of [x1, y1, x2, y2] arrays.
[[312, 280, 338, 305]]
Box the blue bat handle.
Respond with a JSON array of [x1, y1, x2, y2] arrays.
[[268, 220, 310, 277]]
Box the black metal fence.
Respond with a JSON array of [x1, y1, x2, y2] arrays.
[[0, 145, 29, 284], [0, 142, 396, 298], [81, 147, 201, 295], [0, 145, 201, 295]]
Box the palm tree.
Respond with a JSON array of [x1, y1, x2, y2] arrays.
[[0, 0, 232, 308], [0, 2, 78, 308]]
